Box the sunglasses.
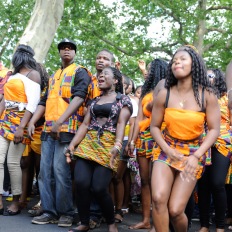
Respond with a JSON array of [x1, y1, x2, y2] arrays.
[[207, 73, 215, 79], [59, 44, 75, 50]]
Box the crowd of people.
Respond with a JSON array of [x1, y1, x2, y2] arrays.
[[0, 39, 232, 232]]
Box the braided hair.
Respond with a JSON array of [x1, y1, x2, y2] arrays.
[[208, 68, 227, 99], [108, 66, 123, 94], [12, 44, 37, 74], [141, 58, 168, 98], [165, 46, 211, 108]]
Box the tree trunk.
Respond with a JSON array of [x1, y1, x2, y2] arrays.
[[193, 0, 207, 55], [18, 0, 64, 63]]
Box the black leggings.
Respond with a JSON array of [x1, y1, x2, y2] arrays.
[[74, 158, 114, 226], [198, 147, 230, 229]]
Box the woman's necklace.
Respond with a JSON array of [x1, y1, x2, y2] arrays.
[[177, 89, 187, 108]]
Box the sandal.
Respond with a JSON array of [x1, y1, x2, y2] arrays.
[[3, 209, 21, 216], [114, 209, 123, 223]]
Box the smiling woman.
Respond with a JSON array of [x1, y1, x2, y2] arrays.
[[150, 45, 220, 231], [65, 67, 132, 232]]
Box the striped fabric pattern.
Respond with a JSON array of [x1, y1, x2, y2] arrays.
[[74, 130, 119, 172], [152, 131, 211, 179], [0, 109, 30, 144], [136, 129, 154, 158]]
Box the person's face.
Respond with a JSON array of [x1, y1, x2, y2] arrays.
[[171, 50, 192, 80], [135, 86, 141, 99], [207, 70, 215, 84], [59, 43, 76, 62], [95, 51, 113, 72], [98, 67, 117, 90]]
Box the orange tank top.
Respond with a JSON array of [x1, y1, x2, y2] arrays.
[[164, 108, 205, 140], [139, 92, 153, 131]]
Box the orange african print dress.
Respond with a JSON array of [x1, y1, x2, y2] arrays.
[[0, 73, 40, 144], [153, 108, 210, 179]]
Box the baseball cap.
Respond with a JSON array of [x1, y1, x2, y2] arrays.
[[58, 38, 77, 53]]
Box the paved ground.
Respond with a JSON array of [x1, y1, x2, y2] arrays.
[[0, 195, 231, 232]]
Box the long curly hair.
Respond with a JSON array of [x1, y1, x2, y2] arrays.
[[141, 58, 168, 98], [208, 68, 226, 99], [12, 44, 37, 74], [165, 46, 211, 108], [108, 66, 123, 94]]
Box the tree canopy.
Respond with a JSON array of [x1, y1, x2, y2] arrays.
[[0, 0, 232, 84]]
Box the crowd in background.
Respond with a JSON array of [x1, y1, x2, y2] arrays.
[[0, 40, 232, 232]]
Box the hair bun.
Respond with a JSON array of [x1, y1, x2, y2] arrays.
[[16, 44, 35, 57]]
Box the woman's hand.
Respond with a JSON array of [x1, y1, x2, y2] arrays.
[[138, 60, 146, 71], [109, 147, 119, 169], [166, 147, 184, 163], [14, 126, 24, 144], [180, 154, 199, 182], [128, 143, 136, 158], [28, 122, 35, 140], [64, 144, 75, 164]]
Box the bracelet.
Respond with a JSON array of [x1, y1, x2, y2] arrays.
[[114, 145, 121, 153], [130, 140, 135, 145]]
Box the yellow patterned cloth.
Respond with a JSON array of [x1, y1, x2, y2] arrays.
[[152, 131, 211, 179], [74, 130, 118, 172], [214, 95, 232, 159]]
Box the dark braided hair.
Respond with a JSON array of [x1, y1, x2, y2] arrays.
[[208, 68, 227, 99], [107, 66, 123, 94], [165, 46, 212, 108], [141, 58, 168, 98], [12, 44, 37, 74], [36, 63, 49, 91]]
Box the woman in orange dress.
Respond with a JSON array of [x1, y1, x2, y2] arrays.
[[128, 58, 168, 230], [0, 45, 41, 215], [150, 45, 220, 231]]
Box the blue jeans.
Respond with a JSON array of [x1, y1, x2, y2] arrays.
[[38, 135, 74, 217]]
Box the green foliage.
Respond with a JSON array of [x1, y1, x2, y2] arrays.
[[1, 0, 232, 84]]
